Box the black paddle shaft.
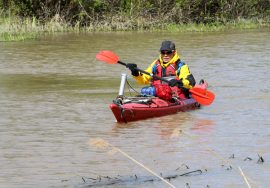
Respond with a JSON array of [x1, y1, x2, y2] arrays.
[[118, 60, 171, 84]]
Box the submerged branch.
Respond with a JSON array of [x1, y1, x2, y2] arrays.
[[79, 169, 203, 187]]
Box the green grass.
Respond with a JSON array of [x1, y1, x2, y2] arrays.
[[0, 16, 38, 41], [0, 15, 75, 41], [1, 14, 269, 41], [164, 19, 269, 32]]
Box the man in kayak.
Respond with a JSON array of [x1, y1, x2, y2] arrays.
[[126, 40, 196, 99]]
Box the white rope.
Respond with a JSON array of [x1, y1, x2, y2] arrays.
[[90, 138, 176, 188]]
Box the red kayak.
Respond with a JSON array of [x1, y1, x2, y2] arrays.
[[110, 81, 210, 123], [110, 96, 201, 123]]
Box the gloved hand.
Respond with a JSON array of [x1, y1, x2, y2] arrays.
[[126, 63, 139, 76], [168, 79, 183, 87]]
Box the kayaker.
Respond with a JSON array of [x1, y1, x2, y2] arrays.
[[126, 40, 196, 99]]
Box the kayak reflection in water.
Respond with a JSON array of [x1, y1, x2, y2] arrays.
[[126, 40, 196, 99]]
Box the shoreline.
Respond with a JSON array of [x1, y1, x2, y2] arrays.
[[1, 16, 269, 42]]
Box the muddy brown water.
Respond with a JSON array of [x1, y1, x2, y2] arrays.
[[0, 29, 270, 188]]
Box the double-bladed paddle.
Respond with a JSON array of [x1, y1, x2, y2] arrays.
[[96, 50, 215, 105]]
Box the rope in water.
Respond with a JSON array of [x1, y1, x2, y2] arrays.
[[90, 138, 176, 188]]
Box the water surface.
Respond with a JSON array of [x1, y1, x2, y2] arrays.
[[0, 29, 270, 188]]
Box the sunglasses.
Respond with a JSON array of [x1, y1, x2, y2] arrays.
[[160, 50, 174, 55]]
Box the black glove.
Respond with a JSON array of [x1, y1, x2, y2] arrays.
[[126, 63, 139, 76], [168, 79, 183, 87]]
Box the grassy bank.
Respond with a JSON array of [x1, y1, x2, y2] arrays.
[[1, 14, 269, 42], [0, 15, 74, 41], [165, 19, 269, 32], [1, 0, 269, 41]]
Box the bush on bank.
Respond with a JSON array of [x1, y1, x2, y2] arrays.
[[0, 0, 269, 41]]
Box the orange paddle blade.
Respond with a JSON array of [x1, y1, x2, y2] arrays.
[[190, 87, 215, 106], [96, 50, 119, 64]]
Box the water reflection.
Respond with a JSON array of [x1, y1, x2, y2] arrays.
[[112, 113, 214, 139]]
